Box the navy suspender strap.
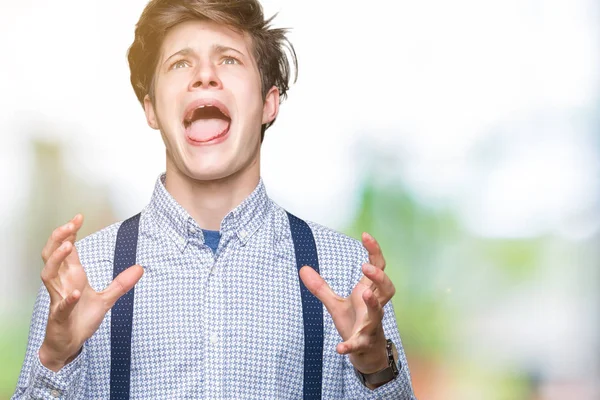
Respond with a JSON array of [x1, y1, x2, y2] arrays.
[[110, 212, 323, 400], [286, 211, 323, 400], [111, 213, 141, 400]]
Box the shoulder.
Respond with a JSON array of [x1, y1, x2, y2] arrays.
[[75, 220, 122, 265], [271, 204, 368, 263], [305, 219, 368, 264], [273, 205, 368, 296], [74, 211, 147, 262], [307, 220, 368, 296], [73, 218, 129, 290]]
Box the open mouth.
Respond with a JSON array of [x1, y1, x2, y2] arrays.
[[183, 101, 231, 144]]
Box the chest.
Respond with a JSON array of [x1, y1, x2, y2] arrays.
[[130, 232, 303, 348]]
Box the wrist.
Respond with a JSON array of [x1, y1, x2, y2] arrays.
[[349, 336, 388, 374], [354, 338, 400, 389], [39, 342, 81, 372]]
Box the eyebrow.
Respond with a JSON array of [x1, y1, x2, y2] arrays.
[[162, 44, 246, 67], [213, 44, 245, 58]]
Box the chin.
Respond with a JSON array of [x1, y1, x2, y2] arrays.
[[183, 163, 236, 182]]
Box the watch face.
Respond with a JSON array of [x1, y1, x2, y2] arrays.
[[387, 340, 400, 376], [391, 358, 400, 376]]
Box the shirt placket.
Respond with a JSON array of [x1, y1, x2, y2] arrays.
[[203, 234, 225, 399]]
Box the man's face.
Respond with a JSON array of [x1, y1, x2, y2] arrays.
[[144, 20, 279, 182]]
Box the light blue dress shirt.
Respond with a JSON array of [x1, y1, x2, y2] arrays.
[[12, 174, 415, 399]]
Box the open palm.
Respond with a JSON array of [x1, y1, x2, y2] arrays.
[[299, 232, 395, 374], [39, 214, 143, 371]]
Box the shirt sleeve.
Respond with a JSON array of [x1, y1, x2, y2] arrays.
[[11, 284, 88, 400], [342, 248, 417, 399]]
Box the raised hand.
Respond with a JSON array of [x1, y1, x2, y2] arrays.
[[38, 214, 144, 372], [299, 232, 395, 376]]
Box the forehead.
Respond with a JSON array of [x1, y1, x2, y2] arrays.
[[160, 19, 251, 58]]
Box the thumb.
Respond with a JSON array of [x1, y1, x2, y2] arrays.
[[299, 266, 338, 312], [101, 265, 144, 309]]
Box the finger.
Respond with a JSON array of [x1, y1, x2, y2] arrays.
[[336, 290, 383, 356], [361, 232, 386, 270], [41, 241, 74, 302], [54, 289, 82, 321], [101, 265, 144, 309], [298, 266, 342, 313], [362, 287, 383, 321], [362, 263, 396, 305], [337, 338, 359, 355], [336, 334, 371, 355], [41, 214, 84, 263]]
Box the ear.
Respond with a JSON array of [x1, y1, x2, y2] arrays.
[[262, 86, 280, 126], [143, 94, 159, 130]]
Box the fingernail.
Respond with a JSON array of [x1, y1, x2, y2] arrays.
[[364, 264, 375, 274]]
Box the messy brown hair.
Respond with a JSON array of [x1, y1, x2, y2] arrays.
[[127, 0, 297, 140]]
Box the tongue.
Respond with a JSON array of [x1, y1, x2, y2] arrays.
[[187, 118, 230, 142]]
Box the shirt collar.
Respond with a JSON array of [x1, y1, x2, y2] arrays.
[[147, 173, 271, 252]]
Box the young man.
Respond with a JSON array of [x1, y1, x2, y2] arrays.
[[13, 0, 415, 398]]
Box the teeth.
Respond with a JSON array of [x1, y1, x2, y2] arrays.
[[184, 104, 227, 126]]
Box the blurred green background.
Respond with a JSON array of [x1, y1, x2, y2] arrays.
[[1, 0, 599, 399], [2, 128, 598, 399]]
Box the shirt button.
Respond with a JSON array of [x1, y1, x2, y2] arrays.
[[50, 389, 61, 398], [180, 237, 186, 246], [189, 226, 196, 235], [239, 229, 247, 239], [210, 333, 219, 344]]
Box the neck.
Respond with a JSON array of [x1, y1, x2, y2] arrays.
[[163, 155, 260, 231]]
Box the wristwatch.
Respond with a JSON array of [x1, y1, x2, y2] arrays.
[[355, 339, 400, 387]]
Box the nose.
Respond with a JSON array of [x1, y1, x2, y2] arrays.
[[188, 62, 223, 91]]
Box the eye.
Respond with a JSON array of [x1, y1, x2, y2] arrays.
[[170, 60, 190, 70], [221, 56, 240, 65]]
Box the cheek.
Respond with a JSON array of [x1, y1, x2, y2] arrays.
[[155, 100, 180, 132], [154, 76, 185, 123], [246, 90, 266, 125], [228, 73, 263, 113], [236, 93, 264, 135]]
